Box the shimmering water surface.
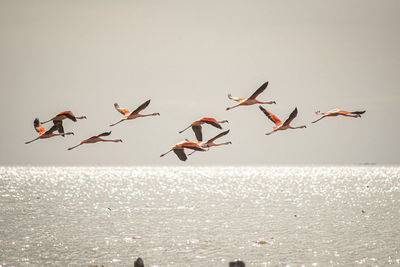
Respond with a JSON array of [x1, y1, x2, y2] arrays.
[[0, 166, 399, 266]]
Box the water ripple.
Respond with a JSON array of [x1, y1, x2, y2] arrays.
[[0, 166, 399, 266]]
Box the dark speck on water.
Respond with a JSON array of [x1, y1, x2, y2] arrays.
[[229, 260, 246, 267], [134, 257, 144, 267]]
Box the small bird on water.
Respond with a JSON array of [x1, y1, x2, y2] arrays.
[[134, 257, 144, 267], [229, 260, 246, 267]]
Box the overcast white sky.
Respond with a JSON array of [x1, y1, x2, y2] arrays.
[[0, 0, 399, 166]]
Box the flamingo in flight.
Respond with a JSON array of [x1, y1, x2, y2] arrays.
[[259, 106, 306, 135], [160, 141, 206, 161], [68, 131, 122, 150], [226, 81, 276, 111], [179, 117, 228, 141], [41, 111, 86, 137], [25, 118, 74, 144], [312, 109, 366, 124], [41, 111, 86, 124], [110, 100, 160, 127], [188, 130, 232, 156]]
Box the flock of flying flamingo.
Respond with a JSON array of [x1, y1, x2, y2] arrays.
[[25, 81, 366, 161]]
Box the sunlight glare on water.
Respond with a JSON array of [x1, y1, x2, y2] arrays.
[[0, 166, 399, 266]]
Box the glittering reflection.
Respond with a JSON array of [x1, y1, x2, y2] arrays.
[[0, 166, 399, 266]]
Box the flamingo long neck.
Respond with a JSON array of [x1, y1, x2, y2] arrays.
[[226, 103, 242, 110], [311, 116, 325, 123], [188, 150, 196, 156], [76, 116, 86, 120], [160, 149, 173, 157], [68, 143, 82, 150], [110, 119, 124, 127], [179, 125, 191, 134], [41, 119, 52, 124], [25, 137, 39, 144], [289, 126, 306, 129]]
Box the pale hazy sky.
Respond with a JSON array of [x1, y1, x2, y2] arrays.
[[0, 0, 399, 165]]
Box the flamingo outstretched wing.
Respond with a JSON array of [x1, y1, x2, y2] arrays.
[[114, 103, 131, 115], [59, 111, 77, 122], [199, 117, 222, 129], [325, 109, 340, 115], [337, 110, 351, 114], [192, 126, 203, 141], [53, 120, 65, 136], [173, 149, 187, 161], [282, 108, 298, 126], [207, 130, 230, 143], [228, 94, 245, 102], [351, 110, 366, 115], [46, 123, 61, 134], [130, 100, 151, 116], [96, 131, 112, 138], [259, 106, 282, 126], [249, 82, 269, 99], [180, 142, 206, 151], [33, 118, 46, 134]]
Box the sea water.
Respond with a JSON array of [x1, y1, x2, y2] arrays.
[[0, 166, 399, 266]]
